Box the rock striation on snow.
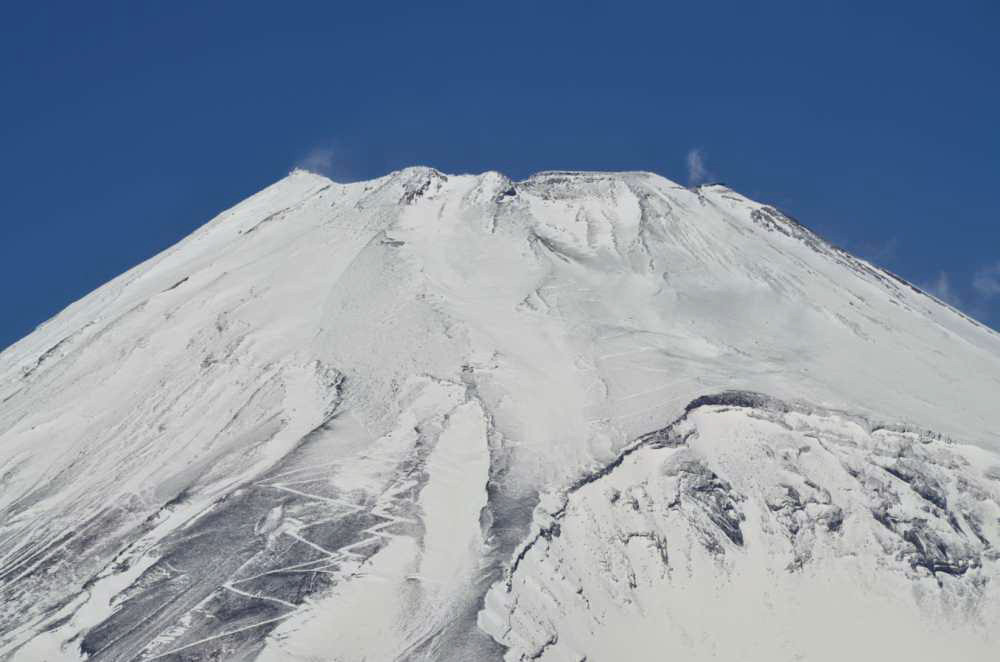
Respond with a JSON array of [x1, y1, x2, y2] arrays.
[[1, 167, 999, 660]]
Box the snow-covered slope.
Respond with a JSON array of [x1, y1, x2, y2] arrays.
[[1, 167, 998, 661], [481, 393, 1000, 661]]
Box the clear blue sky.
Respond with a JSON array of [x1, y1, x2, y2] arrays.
[[2, 1, 998, 349]]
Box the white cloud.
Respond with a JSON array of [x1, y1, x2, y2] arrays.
[[972, 262, 1000, 298], [686, 148, 710, 186]]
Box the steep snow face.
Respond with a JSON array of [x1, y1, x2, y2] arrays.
[[0, 167, 998, 660]]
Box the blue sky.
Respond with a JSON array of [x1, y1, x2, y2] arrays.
[[1, 1, 997, 349]]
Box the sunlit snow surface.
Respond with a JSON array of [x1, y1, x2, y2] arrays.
[[1, 168, 998, 660]]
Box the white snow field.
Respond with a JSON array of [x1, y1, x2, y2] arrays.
[[0, 167, 998, 661]]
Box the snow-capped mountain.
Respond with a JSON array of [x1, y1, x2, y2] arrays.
[[1, 167, 998, 661]]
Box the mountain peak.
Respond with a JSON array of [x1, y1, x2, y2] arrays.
[[2, 165, 999, 661]]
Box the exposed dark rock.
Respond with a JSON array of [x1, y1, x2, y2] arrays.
[[669, 457, 745, 547], [883, 460, 948, 510], [902, 521, 978, 576], [685, 390, 791, 414]]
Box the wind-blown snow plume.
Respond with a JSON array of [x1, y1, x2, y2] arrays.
[[686, 147, 709, 185], [925, 270, 961, 306], [973, 261, 1000, 298], [295, 146, 336, 176]]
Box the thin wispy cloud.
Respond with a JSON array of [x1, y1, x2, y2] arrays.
[[686, 148, 711, 186]]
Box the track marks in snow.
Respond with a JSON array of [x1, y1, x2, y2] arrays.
[[260, 482, 362, 511], [223, 584, 297, 610], [145, 615, 296, 660]]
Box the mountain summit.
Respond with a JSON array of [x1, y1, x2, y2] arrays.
[[2, 168, 999, 661]]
